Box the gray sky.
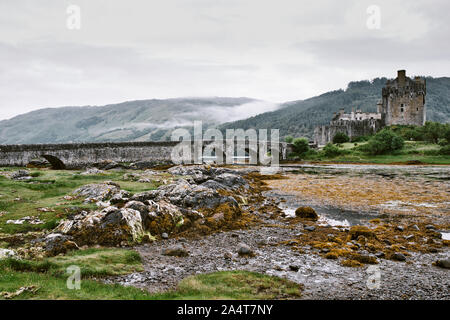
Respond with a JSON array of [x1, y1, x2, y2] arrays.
[[0, 0, 449, 120]]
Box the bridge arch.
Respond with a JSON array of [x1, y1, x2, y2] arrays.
[[41, 155, 66, 169]]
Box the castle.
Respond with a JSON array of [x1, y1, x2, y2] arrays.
[[314, 70, 426, 146]]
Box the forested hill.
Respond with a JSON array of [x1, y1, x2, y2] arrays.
[[220, 77, 450, 139]]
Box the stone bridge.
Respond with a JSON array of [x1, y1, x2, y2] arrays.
[[0, 141, 292, 169]]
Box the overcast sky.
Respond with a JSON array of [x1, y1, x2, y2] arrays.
[[0, 0, 449, 120]]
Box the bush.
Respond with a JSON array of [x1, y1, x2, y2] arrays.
[[322, 143, 341, 157], [439, 145, 450, 155], [438, 138, 448, 146], [332, 132, 349, 144], [284, 135, 294, 143], [292, 138, 309, 155], [361, 129, 404, 155], [350, 135, 371, 143]]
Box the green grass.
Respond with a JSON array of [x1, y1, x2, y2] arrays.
[[0, 248, 144, 277], [0, 269, 303, 300], [152, 271, 303, 300], [0, 168, 159, 234], [298, 141, 450, 164], [0, 269, 153, 300]]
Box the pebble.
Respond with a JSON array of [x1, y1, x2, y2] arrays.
[[304, 226, 316, 231], [161, 233, 169, 239], [237, 243, 253, 256], [289, 265, 300, 272]]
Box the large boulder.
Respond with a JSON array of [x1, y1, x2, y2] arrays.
[[44, 233, 79, 256], [55, 206, 145, 245], [72, 182, 122, 203], [0, 248, 17, 260], [10, 170, 32, 181], [132, 178, 239, 210], [213, 173, 247, 189], [295, 206, 319, 220]]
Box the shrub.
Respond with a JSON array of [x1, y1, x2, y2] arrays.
[[322, 143, 341, 157], [351, 135, 371, 143], [332, 132, 349, 144], [292, 138, 309, 155], [361, 129, 404, 155], [438, 138, 448, 146], [439, 145, 450, 155], [284, 135, 294, 143]]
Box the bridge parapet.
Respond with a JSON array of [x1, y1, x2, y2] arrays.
[[0, 140, 292, 169]]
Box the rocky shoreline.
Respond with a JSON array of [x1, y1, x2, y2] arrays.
[[1, 163, 449, 299]]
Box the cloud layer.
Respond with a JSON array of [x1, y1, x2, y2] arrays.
[[0, 0, 449, 119]]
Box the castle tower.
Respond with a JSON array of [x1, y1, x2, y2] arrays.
[[381, 70, 426, 126]]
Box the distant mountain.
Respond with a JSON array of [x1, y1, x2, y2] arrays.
[[0, 97, 280, 144], [220, 77, 450, 140], [1, 77, 449, 144]]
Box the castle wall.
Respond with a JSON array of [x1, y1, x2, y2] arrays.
[[314, 119, 383, 146]]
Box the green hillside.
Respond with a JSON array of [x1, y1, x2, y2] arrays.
[[220, 77, 450, 139], [0, 97, 265, 144]]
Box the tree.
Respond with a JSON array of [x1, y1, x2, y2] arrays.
[[284, 135, 294, 143], [292, 137, 309, 155], [361, 129, 404, 155], [332, 132, 350, 144], [323, 143, 341, 157]]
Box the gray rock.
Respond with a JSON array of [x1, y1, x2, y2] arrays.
[[44, 233, 79, 256], [375, 251, 385, 258], [10, 170, 31, 181], [109, 190, 131, 205], [396, 226, 404, 232], [237, 243, 253, 256], [162, 245, 189, 257], [304, 226, 316, 231], [0, 248, 17, 260], [55, 206, 144, 245], [435, 258, 450, 269], [289, 265, 300, 272], [72, 182, 122, 203], [224, 252, 233, 260], [161, 232, 169, 239], [391, 252, 406, 261], [411, 224, 420, 231], [425, 225, 436, 230]]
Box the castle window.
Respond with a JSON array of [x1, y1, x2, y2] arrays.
[[401, 104, 404, 112]]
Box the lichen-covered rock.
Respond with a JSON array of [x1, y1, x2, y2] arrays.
[[79, 168, 105, 175], [55, 206, 144, 245], [10, 170, 32, 181], [213, 173, 247, 189], [295, 206, 319, 220], [348, 226, 377, 240], [44, 233, 79, 256], [110, 190, 131, 205], [145, 200, 186, 235], [132, 178, 239, 210], [0, 248, 17, 260], [72, 182, 122, 203]]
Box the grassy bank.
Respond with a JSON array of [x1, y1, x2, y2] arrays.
[[292, 141, 450, 164], [0, 168, 159, 234], [0, 253, 302, 300]]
